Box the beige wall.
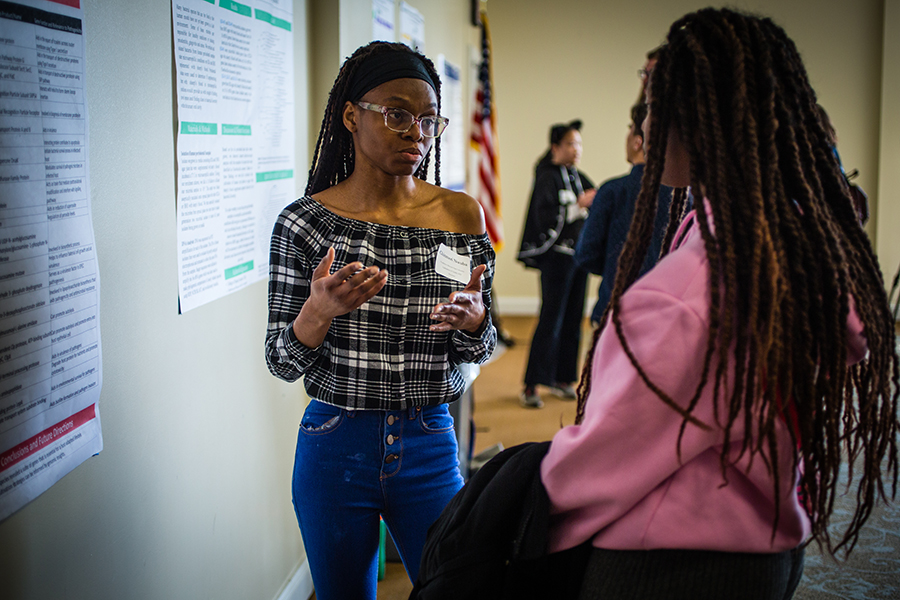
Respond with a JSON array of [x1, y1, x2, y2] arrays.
[[877, 0, 900, 289], [486, 0, 892, 313]]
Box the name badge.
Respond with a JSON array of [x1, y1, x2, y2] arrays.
[[434, 243, 471, 285], [559, 189, 577, 205]]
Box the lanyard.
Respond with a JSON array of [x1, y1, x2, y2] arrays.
[[559, 165, 584, 199]]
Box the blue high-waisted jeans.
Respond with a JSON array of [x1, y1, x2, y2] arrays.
[[292, 400, 464, 600]]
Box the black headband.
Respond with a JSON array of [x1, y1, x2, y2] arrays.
[[348, 50, 437, 101]]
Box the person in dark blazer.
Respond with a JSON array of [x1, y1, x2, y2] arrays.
[[575, 102, 673, 325]]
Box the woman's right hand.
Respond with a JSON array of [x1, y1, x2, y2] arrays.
[[578, 188, 597, 208], [292, 247, 388, 347]]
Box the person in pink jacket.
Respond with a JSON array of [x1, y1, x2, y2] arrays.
[[541, 8, 899, 599]]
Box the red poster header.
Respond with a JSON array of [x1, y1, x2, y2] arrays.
[[47, 0, 80, 8], [0, 404, 96, 471]]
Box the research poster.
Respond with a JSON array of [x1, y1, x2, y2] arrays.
[[436, 55, 464, 192], [173, 0, 294, 313], [0, 0, 104, 522], [371, 0, 394, 42], [398, 1, 424, 53]]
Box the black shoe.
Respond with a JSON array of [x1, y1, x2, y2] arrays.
[[498, 331, 516, 347]]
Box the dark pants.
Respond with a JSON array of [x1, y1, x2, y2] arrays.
[[578, 547, 805, 600], [524, 251, 588, 387]]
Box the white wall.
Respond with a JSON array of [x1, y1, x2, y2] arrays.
[[0, 2, 310, 599]]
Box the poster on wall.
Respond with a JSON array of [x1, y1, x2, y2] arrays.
[[372, 0, 395, 42], [172, 0, 294, 313], [0, 0, 104, 522], [398, 1, 424, 53], [436, 54, 464, 192]]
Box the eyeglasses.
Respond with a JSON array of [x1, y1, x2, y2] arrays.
[[638, 68, 650, 80], [356, 102, 449, 138]]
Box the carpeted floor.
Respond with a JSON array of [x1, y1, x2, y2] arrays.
[[793, 459, 900, 599], [794, 332, 900, 600], [793, 331, 900, 599]]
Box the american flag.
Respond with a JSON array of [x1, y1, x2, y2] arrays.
[[470, 12, 503, 248]]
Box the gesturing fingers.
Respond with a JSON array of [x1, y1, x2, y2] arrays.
[[430, 265, 487, 333], [347, 265, 388, 303], [463, 264, 486, 293], [429, 296, 486, 333], [312, 247, 336, 282], [332, 264, 388, 312], [309, 250, 388, 317]]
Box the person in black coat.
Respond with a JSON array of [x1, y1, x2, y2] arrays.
[[517, 120, 595, 408]]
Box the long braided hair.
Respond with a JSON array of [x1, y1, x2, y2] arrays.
[[305, 41, 442, 196], [575, 8, 899, 556]]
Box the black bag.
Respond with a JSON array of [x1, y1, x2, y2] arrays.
[[410, 442, 590, 600]]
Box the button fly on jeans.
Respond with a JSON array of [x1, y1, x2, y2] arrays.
[[387, 415, 395, 425], [385, 454, 398, 464], [387, 434, 396, 445]]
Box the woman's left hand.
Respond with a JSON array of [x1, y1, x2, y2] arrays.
[[577, 188, 597, 208], [429, 264, 488, 333]]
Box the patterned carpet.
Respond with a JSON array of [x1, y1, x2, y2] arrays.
[[793, 459, 900, 599], [795, 330, 900, 599]]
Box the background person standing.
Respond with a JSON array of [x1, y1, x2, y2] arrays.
[[517, 120, 595, 408], [575, 102, 673, 325]]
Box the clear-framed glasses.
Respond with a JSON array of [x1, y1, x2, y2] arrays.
[[638, 68, 650, 81], [356, 102, 449, 138]]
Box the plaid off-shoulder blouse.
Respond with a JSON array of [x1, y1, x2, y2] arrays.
[[265, 196, 497, 410]]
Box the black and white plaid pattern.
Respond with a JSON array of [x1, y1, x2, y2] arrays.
[[266, 196, 497, 410]]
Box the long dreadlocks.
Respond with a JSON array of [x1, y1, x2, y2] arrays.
[[305, 41, 443, 196], [575, 8, 898, 556]]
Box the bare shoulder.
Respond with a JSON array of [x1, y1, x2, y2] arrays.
[[423, 184, 486, 236], [310, 185, 345, 211]]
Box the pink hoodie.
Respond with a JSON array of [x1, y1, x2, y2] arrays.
[[541, 212, 867, 554]]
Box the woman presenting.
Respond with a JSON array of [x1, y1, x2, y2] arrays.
[[265, 41, 496, 600]]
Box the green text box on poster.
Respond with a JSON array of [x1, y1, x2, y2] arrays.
[[255, 9, 291, 31], [256, 170, 293, 183], [225, 261, 254, 280], [220, 1, 251, 17], [181, 122, 218, 135], [222, 124, 251, 136]]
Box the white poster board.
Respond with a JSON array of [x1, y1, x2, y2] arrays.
[[0, 0, 104, 522], [436, 54, 464, 191], [173, 0, 294, 313], [398, 1, 424, 53], [371, 0, 395, 42]]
